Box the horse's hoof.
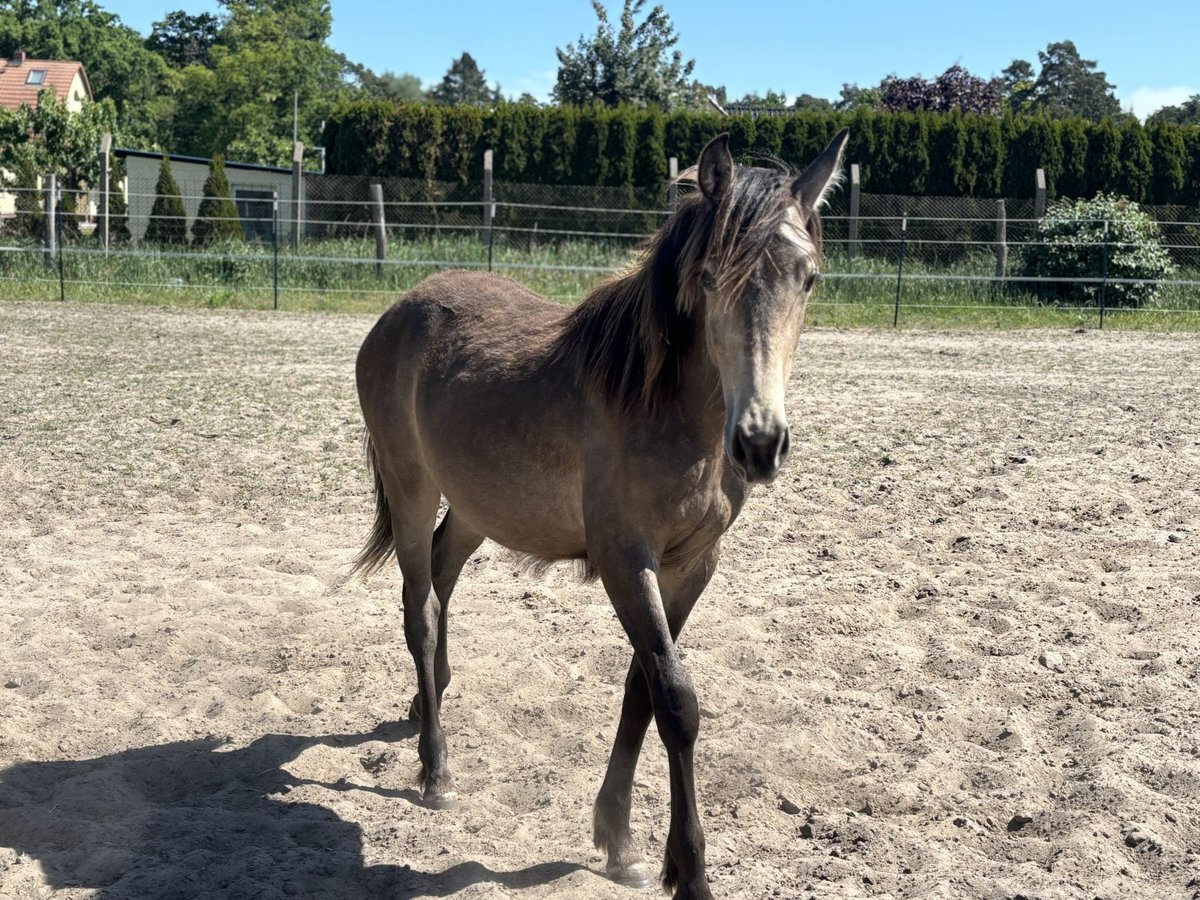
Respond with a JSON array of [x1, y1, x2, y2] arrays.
[[421, 789, 460, 811], [606, 861, 654, 889]]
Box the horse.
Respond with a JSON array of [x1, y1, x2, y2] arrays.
[[352, 128, 848, 899]]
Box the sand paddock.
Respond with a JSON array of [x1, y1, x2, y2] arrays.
[[1, 300, 1198, 899]]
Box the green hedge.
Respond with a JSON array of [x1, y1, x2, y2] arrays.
[[323, 102, 1200, 205]]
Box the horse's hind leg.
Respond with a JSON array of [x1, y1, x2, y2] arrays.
[[385, 474, 457, 804], [593, 548, 717, 890], [407, 508, 484, 723]]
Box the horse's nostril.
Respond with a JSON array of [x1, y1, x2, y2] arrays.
[[730, 424, 790, 482]]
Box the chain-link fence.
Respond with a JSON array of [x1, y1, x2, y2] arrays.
[[2, 169, 1199, 326]]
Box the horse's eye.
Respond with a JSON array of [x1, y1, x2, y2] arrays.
[[803, 272, 822, 293]]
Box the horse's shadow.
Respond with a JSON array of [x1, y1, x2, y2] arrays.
[[0, 722, 587, 898]]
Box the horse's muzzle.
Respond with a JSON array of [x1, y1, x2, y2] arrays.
[[729, 423, 790, 483]]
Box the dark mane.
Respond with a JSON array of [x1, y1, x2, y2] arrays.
[[550, 165, 823, 411]]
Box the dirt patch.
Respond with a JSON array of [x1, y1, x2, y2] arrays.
[[1, 302, 1198, 899]]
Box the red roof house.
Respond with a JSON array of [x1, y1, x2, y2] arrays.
[[0, 50, 92, 113]]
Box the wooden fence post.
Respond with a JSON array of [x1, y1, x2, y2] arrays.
[[98, 133, 111, 253], [44, 174, 57, 269], [291, 141, 303, 252], [369, 182, 386, 279], [994, 199, 1008, 281], [1034, 168, 1047, 220], [667, 156, 678, 212], [848, 163, 861, 260]]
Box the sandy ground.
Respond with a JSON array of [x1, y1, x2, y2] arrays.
[[0, 300, 1198, 900]]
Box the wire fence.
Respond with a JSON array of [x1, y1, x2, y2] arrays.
[[1, 174, 1199, 327]]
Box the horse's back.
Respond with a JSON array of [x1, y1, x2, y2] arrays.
[[358, 270, 565, 386]]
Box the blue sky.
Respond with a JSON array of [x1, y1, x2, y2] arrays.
[[115, 0, 1199, 118]]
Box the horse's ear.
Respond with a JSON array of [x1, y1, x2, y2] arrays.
[[792, 127, 849, 212], [698, 133, 734, 203]]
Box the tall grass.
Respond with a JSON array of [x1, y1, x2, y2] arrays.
[[1, 232, 1198, 330]]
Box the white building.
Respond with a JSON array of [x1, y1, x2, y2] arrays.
[[116, 150, 304, 244]]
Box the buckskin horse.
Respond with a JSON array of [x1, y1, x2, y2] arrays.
[[353, 128, 849, 899]]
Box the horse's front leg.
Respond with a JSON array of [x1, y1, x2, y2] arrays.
[[594, 548, 718, 889], [593, 542, 714, 900]]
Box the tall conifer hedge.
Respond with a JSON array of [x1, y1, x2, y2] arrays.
[[323, 102, 1200, 205]]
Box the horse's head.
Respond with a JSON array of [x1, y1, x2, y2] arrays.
[[691, 128, 848, 484]]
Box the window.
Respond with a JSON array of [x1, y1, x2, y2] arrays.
[[233, 188, 274, 242], [25, 69, 46, 85]]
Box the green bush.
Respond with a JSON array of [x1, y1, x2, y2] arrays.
[[1015, 193, 1177, 308], [192, 155, 243, 246], [145, 155, 187, 246]]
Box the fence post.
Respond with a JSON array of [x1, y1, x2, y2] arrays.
[[1098, 219, 1110, 329], [272, 191, 280, 310], [291, 141, 303, 252], [994, 199, 1008, 283], [667, 156, 678, 212], [848, 164, 861, 260], [893, 215, 907, 328], [43, 173, 57, 269], [483, 149, 494, 270], [57, 186, 65, 303], [368, 182, 386, 280], [98, 133, 112, 254], [1034, 168, 1047, 221]]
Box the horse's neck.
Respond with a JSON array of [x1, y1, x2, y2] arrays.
[[669, 307, 726, 444]]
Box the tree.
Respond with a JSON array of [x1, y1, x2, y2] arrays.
[[836, 82, 881, 111], [0, 0, 175, 147], [733, 89, 787, 107], [879, 66, 999, 115], [144, 155, 187, 246], [679, 80, 724, 111], [192, 154, 242, 245], [997, 59, 1036, 114], [1031, 40, 1121, 120], [146, 10, 222, 67], [1147, 95, 1200, 126], [374, 71, 425, 103], [0, 88, 117, 188], [168, 0, 349, 165], [791, 94, 834, 113], [553, 0, 696, 110], [428, 52, 498, 106]]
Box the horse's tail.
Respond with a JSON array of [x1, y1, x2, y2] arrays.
[[351, 431, 395, 578]]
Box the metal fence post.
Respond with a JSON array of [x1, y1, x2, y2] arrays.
[[1034, 169, 1047, 221], [98, 133, 112, 254], [57, 185, 65, 303], [893, 215, 907, 327], [667, 156, 678, 212], [848, 164, 861, 260], [483, 149, 494, 271], [994, 199, 1008, 284], [369, 182, 386, 279], [44, 173, 56, 270], [272, 191, 280, 310], [1099, 219, 1110, 329], [291, 141, 304, 253]]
